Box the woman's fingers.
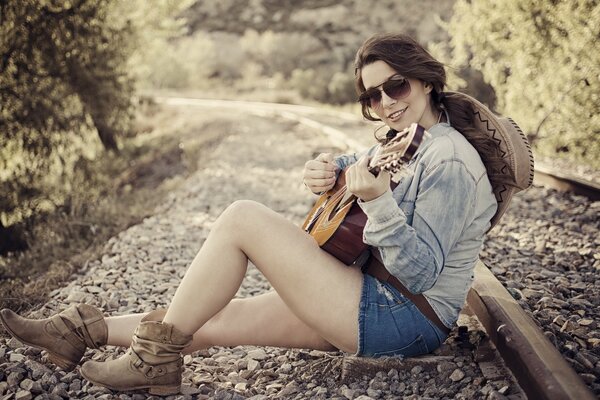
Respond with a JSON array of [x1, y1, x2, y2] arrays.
[[303, 153, 339, 194], [346, 155, 390, 201], [304, 159, 337, 174], [305, 168, 335, 179]]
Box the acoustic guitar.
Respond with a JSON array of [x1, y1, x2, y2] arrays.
[[302, 123, 429, 266]]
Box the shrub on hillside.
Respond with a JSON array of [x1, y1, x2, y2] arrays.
[[444, 0, 600, 167], [289, 69, 330, 103], [240, 30, 327, 77], [328, 71, 357, 104]]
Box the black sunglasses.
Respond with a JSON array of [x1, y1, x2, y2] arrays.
[[358, 75, 411, 108]]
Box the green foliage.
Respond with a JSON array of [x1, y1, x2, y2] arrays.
[[139, 31, 217, 89], [0, 0, 193, 230], [240, 30, 327, 77], [141, 27, 359, 104], [288, 68, 357, 104], [328, 71, 357, 104], [290, 69, 330, 103], [443, 0, 600, 167], [1, 1, 135, 151], [0, 0, 129, 228]]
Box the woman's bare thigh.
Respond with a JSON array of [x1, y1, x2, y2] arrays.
[[216, 200, 364, 353]]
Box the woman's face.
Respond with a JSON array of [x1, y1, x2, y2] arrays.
[[360, 60, 438, 131]]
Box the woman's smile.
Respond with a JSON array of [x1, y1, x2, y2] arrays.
[[387, 106, 408, 122]]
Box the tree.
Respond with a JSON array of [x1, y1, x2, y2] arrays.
[[442, 0, 600, 166], [0, 0, 192, 243], [1, 0, 134, 152]]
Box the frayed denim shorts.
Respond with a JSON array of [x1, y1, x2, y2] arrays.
[[355, 274, 449, 358]]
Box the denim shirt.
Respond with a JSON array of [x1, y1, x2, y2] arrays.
[[333, 123, 497, 328]]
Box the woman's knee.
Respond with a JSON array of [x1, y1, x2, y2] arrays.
[[212, 200, 266, 235]]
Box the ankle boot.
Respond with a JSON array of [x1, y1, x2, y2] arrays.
[[0, 304, 107, 371], [80, 313, 192, 395]]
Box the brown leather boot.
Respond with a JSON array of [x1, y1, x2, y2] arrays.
[[0, 304, 107, 371], [80, 313, 192, 396]]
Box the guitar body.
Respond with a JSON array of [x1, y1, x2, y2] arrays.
[[302, 123, 427, 266], [302, 171, 369, 265]]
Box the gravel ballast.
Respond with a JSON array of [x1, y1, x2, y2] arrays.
[[0, 103, 597, 398]]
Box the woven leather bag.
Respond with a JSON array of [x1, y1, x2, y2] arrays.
[[448, 92, 535, 229]]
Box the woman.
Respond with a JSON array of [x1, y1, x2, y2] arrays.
[[0, 33, 512, 395]]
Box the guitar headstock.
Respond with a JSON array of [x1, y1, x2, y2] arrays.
[[369, 123, 429, 182]]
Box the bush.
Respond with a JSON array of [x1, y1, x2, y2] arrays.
[[240, 30, 327, 77], [328, 71, 357, 104], [444, 0, 600, 167], [0, 0, 194, 232], [140, 32, 217, 89], [289, 69, 330, 103]]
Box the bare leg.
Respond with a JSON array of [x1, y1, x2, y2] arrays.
[[106, 291, 337, 353], [161, 200, 363, 353]]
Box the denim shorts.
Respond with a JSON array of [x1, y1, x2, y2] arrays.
[[355, 273, 449, 357]]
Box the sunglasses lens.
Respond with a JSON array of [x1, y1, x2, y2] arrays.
[[359, 90, 381, 108], [368, 92, 382, 108], [383, 79, 410, 100], [358, 77, 411, 109]]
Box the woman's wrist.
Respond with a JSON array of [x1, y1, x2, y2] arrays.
[[358, 187, 390, 203]]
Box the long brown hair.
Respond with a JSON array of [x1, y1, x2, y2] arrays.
[[354, 33, 515, 188]]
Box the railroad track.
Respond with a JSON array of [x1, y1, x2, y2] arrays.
[[533, 165, 600, 201], [155, 95, 599, 399]]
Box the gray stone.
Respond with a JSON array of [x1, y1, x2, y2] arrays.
[[246, 349, 268, 361], [449, 369, 465, 382], [50, 384, 69, 398], [9, 353, 26, 362], [68, 379, 82, 392], [279, 362, 292, 374], [341, 386, 356, 399], [410, 366, 423, 375], [19, 379, 43, 394], [7, 371, 25, 386], [246, 359, 260, 371], [15, 391, 33, 400]]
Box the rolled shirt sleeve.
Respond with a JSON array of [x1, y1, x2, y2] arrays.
[[358, 159, 476, 293]]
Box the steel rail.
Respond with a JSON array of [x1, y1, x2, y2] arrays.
[[467, 261, 596, 400], [534, 166, 600, 201]]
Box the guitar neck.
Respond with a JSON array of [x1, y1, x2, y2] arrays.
[[368, 123, 425, 176]]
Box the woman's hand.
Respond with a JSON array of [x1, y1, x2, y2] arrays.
[[303, 153, 339, 194], [346, 155, 391, 202]]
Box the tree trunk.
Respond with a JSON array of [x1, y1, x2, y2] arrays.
[[91, 114, 119, 152]]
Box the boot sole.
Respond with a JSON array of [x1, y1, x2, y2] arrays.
[[0, 312, 77, 371], [79, 368, 180, 395]]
